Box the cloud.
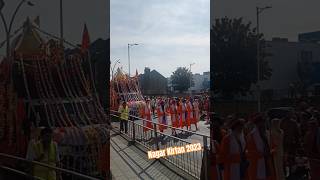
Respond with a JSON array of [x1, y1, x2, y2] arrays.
[[111, 0, 210, 77]]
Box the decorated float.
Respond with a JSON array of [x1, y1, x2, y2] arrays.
[[0, 18, 109, 179], [110, 68, 146, 116]]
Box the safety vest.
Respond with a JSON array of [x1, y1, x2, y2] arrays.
[[119, 106, 129, 120], [32, 141, 57, 180]]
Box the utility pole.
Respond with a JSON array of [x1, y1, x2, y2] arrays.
[[60, 0, 64, 46], [127, 43, 138, 76], [128, 44, 130, 76], [256, 7, 261, 113], [256, 6, 271, 112]]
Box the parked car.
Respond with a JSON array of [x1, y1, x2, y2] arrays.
[[266, 107, 294, 119]]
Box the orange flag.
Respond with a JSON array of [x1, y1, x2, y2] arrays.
[[81, 23, 90, 52]]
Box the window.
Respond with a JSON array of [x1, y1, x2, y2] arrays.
[[300, 50, 313, 62]]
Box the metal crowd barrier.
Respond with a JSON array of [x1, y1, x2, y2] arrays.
[[0, 153, 100, 180], [110, 110, 210, 180]]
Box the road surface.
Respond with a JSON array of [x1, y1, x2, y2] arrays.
[[110, 130, 186, 180]]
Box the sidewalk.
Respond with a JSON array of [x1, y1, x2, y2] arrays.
[[110, 131, 185, 180]]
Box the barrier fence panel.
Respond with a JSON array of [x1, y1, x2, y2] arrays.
[[110, 110, 210, 179], [0, 153, 100, 180]]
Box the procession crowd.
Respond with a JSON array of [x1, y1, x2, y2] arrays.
[[118, 95, 210, 135], [209, 100, 320, 180]]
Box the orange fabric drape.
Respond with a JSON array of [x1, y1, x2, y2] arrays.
[[185, 103, 193, 128], [156, 107, 166, 132], [246, 133, 276, 180], [141, 106, 152, 132], [169, 106, 179, 128], [218, 135, 242, 180], [177, 104, 185, 128]]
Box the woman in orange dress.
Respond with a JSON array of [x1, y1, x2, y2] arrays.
[[156, 101, 167, 132], [246, 114, 276, 180], [141, 100, 153, 133], [219, 119, 247, 180], [169, 99, 178, 136], [192, 99, 199, 131], [185, 98, 193, 131], [177, 99, 186, 129]]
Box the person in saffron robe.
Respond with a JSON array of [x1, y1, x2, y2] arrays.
[[156, 100, 167, 132], [192, 98, 200, 131], [268, 118, 285, 180], [280, 112, 300, 174], [304, 120, 320, 180], [177, 99, 186, 129], [141, 99, 153, 136], [246, 114, 276, 180], [219, 118, 247, 180], [169, 99, 178, 136], [186, 97, 193, 130], [165, 98, 171, 125]]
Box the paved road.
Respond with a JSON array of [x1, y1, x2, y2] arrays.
[[134, 115, 210, 145], [110, 130, 185, 180], [111, 115, 210, 179]]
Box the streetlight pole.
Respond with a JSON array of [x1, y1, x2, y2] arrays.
[[256, 6, 271, 112], [60, 0, 63, 46], [127, 43, 138, 76]]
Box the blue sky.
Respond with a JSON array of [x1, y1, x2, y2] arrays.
[[111, 0, 210, 78]]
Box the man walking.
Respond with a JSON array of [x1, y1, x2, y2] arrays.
[[26, 127, 60, 180], [118, 101, 129, 133]]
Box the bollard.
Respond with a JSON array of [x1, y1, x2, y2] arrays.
[[128, 120, 135, 145], [132, 120, 135, 142], [153, 123, 159, 150]]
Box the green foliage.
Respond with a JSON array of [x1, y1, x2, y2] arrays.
[[211, 17, 272, 98], [171, 67, 193, 93]]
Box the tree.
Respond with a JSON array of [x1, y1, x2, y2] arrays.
[[171, 67, 193, 93], [211, 17, 272, 98]]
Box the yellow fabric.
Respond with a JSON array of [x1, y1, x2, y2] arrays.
[[119, 105, 129, 120], [33, 141, 57, 180]]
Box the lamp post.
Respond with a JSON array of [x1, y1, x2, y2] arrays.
[[127, 43, 138, 76], [59, 0, 63, 46], [256, 6, 271, 112], [189, 63, 195, 94], [111, 59, 120, 80]]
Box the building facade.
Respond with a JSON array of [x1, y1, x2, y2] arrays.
[[189, 71, 210, 93], [139, 67, 167, 95], [257, 37, 320, 99]]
